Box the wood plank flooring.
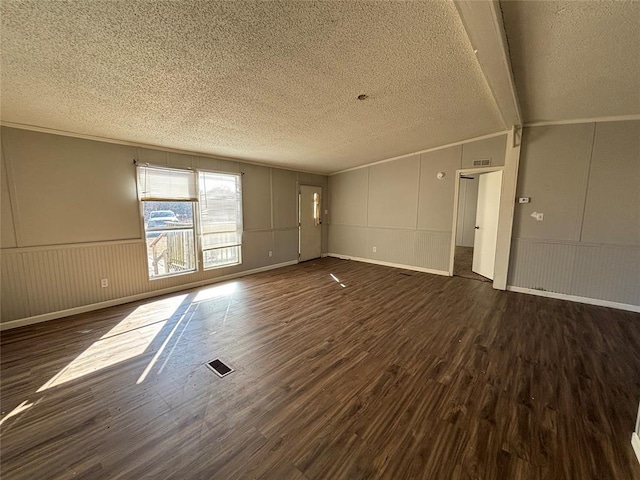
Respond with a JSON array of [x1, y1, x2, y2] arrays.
[[1, 257, 640, 479], [453, 246, 490, 283]]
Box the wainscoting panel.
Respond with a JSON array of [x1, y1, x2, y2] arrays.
[[365, 228, 416, 266], [1, 241, 147, 322], [571, 244, 640, 305], [1, 229, 300, 324], [508, 239, 576, 294], [414, 230, 452, 272], [508, 238, 640, 307]]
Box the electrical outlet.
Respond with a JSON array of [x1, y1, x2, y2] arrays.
[[372, 246, 377, 253], [101, 278, 109, 288], [268, 251, 273, 257]]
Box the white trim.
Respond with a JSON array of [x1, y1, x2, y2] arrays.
[[524, 114, 640, 127], [511, 237, 640, 249], [448, 166, 505, 288], [492, 127, 521, 291], [454, 0, 521, 126], [327, 224, 449, 234], [632, 432, 640, 466], [1, 238, 144, 254], [506, 286, 640, 313], [326, 253, 450, 277], [329, 130, 509, 176], [0, 121, 327, 176], [0, 260, 299, 331]]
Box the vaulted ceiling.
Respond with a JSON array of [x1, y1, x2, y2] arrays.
[[1, 1, 638, 174], [502, 0, 640, 123]]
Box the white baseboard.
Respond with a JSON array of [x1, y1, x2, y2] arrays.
[[0, 260, 299, 331], [632, 432, 640, 466], [506, 286, 640, 313], [326, 253, 450, 277]]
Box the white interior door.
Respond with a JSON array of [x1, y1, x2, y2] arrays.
[[299, 185, 322, 262], [472, 171, 502, 280]]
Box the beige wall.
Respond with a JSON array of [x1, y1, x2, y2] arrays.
[[417, 147, 461, 231], [509, 120, 640, 306], [0, 127, 328, 324], [2, 128, 141, 246], [328, 135, 507, 272], [462, 134, 507, 169], [1, 146, 17, 248]]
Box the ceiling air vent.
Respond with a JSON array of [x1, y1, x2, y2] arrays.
[[473, 159, 491, 167]]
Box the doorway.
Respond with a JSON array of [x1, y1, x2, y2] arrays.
[[452, 169, 503, 282], [299, 185, 322, 262]]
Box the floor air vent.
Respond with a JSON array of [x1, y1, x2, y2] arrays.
[[206, 359, 234, 377]]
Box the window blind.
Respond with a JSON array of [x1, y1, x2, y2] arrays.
[[137, 165, 197, 201]]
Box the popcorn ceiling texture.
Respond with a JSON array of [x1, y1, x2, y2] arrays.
[[1, 1, 504, 174], [502, 0, 640, 123]]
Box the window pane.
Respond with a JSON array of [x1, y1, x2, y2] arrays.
[[199, 173, 241, 228], [203, 246, 241, 269], [146, 229, 196, 277], [199, 171, 242, 269], [144, 201, 196, 278], [144, 201, 193, 228], [202, 231, 241, 249]]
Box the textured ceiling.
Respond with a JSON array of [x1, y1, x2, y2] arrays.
[[501, 0, 640, 123], [1, 1, 504, 174]]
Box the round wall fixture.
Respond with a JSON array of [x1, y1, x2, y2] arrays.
[[357, 94, 369, 101], [436, 172, 445, 180]]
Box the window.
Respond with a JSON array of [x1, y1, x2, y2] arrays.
[[313, 192, 321, 226], [198, 171, 243, 269], [138, 165, 197, 278], [136, 165, 243, 279]]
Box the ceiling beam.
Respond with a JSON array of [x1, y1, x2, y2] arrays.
[[454, 0, 522, 127]]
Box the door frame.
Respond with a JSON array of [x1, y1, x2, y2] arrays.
[[448, 127, 522, 290], [449, 166, 504, 285]]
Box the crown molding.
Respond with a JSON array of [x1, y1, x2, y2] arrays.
[[0, 121, 328, 176], [330, 130, 509, 176], [524, 114, 640, 127]]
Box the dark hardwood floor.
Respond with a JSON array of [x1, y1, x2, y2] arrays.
[[453, 246, 491, 283], [1, 257, 640, 479]]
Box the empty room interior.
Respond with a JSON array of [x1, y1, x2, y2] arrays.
[[1, 1, 639, 479]]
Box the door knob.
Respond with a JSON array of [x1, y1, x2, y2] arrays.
[[474, 226, 480, 229]]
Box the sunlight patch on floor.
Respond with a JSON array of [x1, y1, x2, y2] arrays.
[[37, 295, 187, 392], [194, 282, 237, 302], [0, 400, 34, 427]]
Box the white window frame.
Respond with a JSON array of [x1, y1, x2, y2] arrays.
[[196, 169, 243, 270], [137, 164, 199, 280], [136, 164, 244, 279]]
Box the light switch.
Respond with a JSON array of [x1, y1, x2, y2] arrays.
[[518, 197, 530, 204]]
